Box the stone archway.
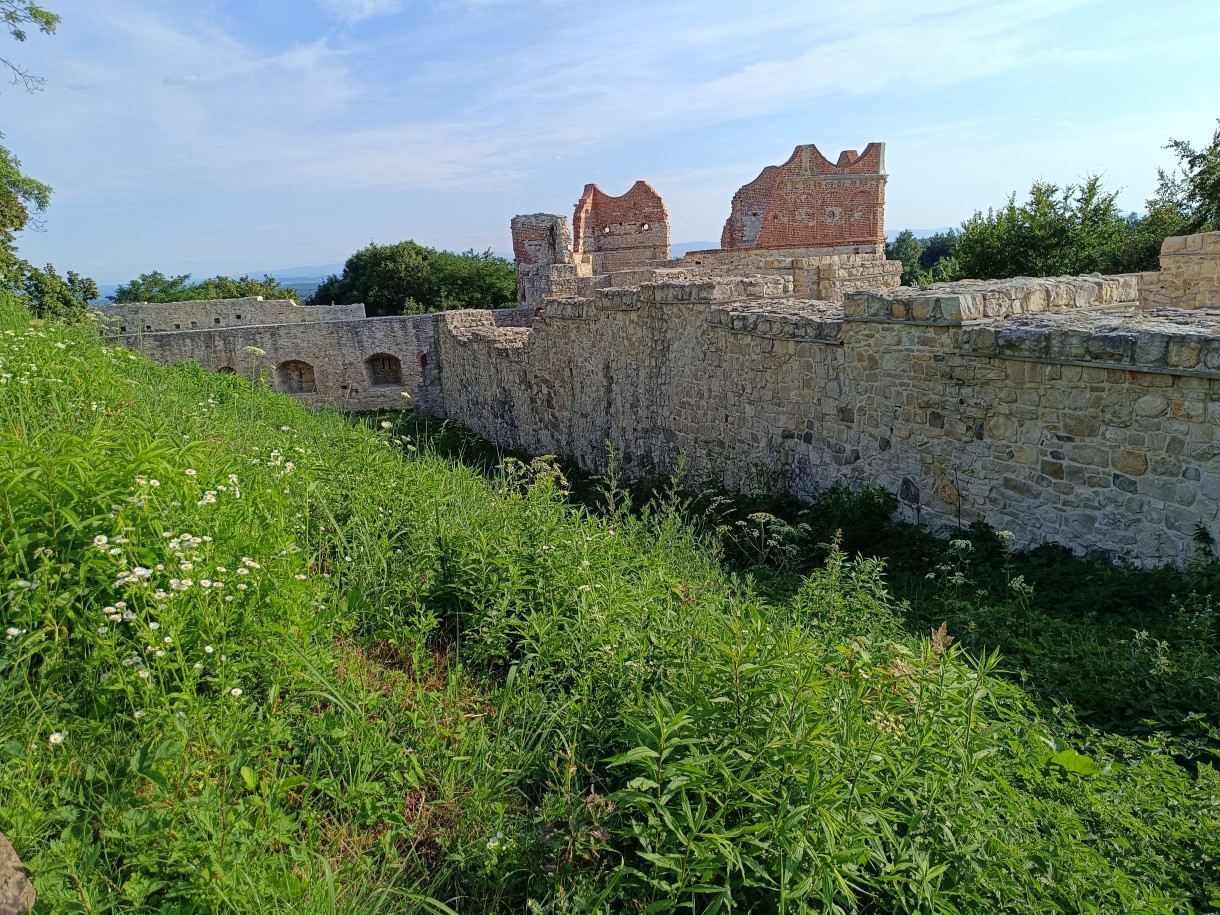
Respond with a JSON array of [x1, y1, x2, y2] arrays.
[[276, 360, 317, 394], [366, 353, 403, 387]]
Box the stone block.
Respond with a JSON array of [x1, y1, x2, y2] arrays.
[[1113, 450, 1148, 475]]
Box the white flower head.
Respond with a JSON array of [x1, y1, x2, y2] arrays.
[[230, 687, 243, 697], [48, 732, 64, 746]]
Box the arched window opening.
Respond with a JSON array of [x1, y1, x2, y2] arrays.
[[217, 366, 237, 374], [276, 360, 317, 394], [366, 353, 403, 387]]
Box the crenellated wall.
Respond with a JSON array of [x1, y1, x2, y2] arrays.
[[1139, 231, 1220, 310]]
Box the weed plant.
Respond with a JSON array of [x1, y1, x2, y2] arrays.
[[1, 293, 1218, 912]]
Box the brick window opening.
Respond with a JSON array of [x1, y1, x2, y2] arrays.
[[276, 360, 317, 394], [120, 325, 127, 333], [214, 317, 221, 324], [174, 323, 181, 330], [367, 353, 403, 387], [218, 366, 237, 374]]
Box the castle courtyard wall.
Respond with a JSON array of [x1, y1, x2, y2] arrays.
[[434, 267, 1220, 565]]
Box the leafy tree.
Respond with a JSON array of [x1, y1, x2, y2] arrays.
[[917, 230, 958, 271], [0, 136, 49, 281], [1, 1, 59, 92], [1162, 119, 1220, 233], [309, 240, 515, 316], [0, 3, 98, 321], [954, 176, 1133, 279], [885, 230, 923, 286], [23, 262, 95, 320], [110, 271, 299, 303]]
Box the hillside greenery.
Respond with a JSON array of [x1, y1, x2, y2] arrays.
[[308, 241, 516, 316], [1, 292, 1217, 913]]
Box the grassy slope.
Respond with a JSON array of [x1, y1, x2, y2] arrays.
[[0, 294, 1217, 913]]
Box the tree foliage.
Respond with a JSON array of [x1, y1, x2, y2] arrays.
[[0, 3, 98, 322], [1162, 119, 1220, 233], [0, 136, 49, 279], [918, 230, 958, 271], [952, 176, 1137, 280], [309, 240, 516, 316], [110, 271, 299, 304], [23, 261, 95, 320], [885, 229, 923, 286], [1, 1, 59, 92]]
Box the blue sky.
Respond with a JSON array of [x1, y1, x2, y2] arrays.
[[4, 0, 1218, 282]]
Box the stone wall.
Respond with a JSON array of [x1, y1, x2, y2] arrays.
[[572, 180, 670, 274], [677, 246, 900, 301], [97, 298, 365, 334], [432, 260, 1220, 565], [721, 144, 887, 251], [1139, 231, 1220, 310], [511, 213, 590, 308]]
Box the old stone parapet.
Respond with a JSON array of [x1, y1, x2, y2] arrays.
[[844, 274, 1140, 323], [1139, 231, 1220, 310], [963, 307, 1220, 375], [95, 298, 363, 334], [707, 299, 843, 343], [680, 247, 900, 301], [428, 257, 1220, 566]]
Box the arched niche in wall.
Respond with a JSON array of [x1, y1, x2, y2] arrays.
[[366, 352, 403, 387], [276, 360, 317, 394], [217, 366, 237, 374]]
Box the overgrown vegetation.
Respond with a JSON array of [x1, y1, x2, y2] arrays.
[[3, 295, 1217, 913], [308, 240, 516, 316]]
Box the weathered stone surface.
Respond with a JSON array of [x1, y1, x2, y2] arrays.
[[0, 831, 35, 915]]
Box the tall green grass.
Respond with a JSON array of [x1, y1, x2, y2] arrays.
[[1, 293, 1217, 913]]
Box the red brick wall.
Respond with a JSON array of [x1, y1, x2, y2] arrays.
[[722, 144, 886, 251], [573, 180, 671, 273]]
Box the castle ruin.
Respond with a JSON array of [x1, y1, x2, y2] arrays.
[[99, 143, 1220, 565]]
